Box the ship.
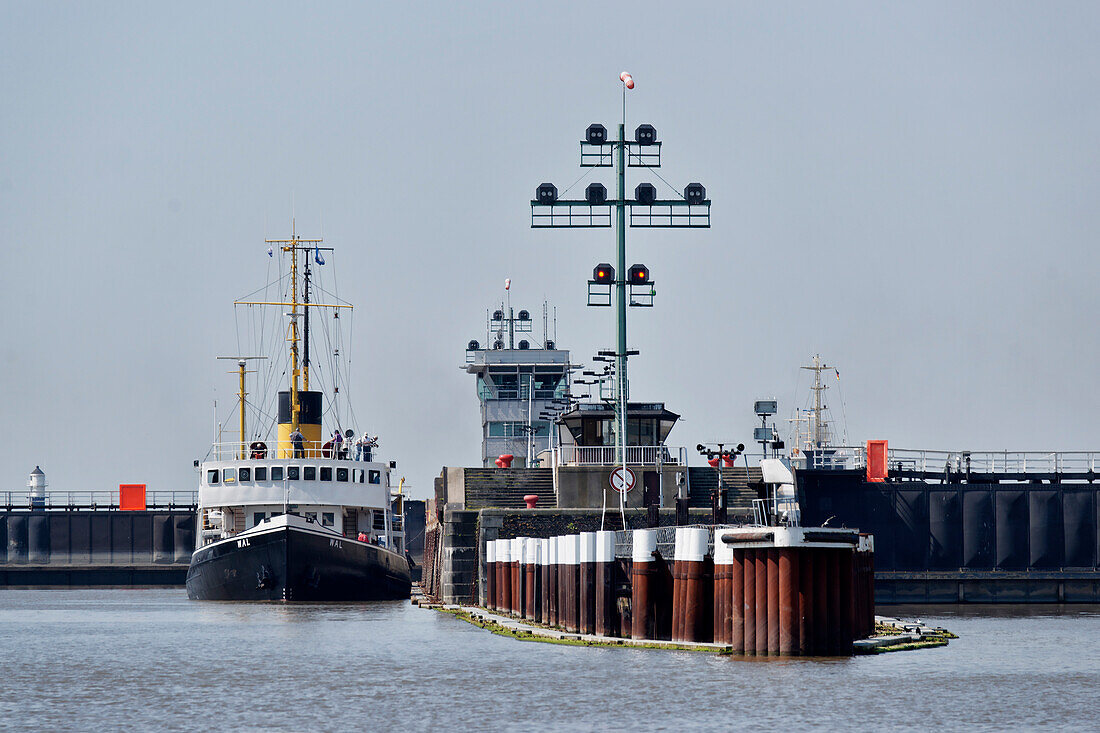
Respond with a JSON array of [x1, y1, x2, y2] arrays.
[[186, 225, 412, 601]]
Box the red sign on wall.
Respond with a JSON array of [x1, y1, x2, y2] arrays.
[[119, 484, 147, 511]]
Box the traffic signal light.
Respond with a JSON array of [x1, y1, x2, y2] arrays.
[[629, 264, 650, 284], [592, 263, 615, 284]]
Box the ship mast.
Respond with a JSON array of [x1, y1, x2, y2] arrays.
[[800, 354, 832, 450]]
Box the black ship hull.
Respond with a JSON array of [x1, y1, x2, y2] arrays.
[[186, 522, 411, 601]]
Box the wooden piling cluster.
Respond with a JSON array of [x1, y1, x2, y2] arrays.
[[484, 526, 874, 656]]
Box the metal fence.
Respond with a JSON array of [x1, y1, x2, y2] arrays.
[[810, 447, 1100, 474], [1, 490, 198, 510]]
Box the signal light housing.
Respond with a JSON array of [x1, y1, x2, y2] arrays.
[[536, 183, 558, 205], [635, 183, 657, 205], [586, 124, 607, 144], [585, 182, 607, 205], [592, 263, 615, 284], [635, 124, 657, 144], [629, 264, 650, 284], [684, 182, 706, 204]]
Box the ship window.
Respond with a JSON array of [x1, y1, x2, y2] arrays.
[[223, 468, 237, 483], [255, 467, 268, 482], [369, 470, 381, 484], [207, 470, 219, 484], [253, 512, 265, 526], [359, 470, 365, 483], [270, 466, 284, 481], [372, 511, 386, 530], [304, 466, 317, 481], [238, 467, 251, 482], [319, 467, 332, 481], [336, 468, 348, 482], [287, 466, 300, 480], [321, 512, 335, 527]]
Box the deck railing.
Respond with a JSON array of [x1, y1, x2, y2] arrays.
[[810, 447, 1100, 474], [1, 490, 198, 510], [206, 440, 377, 462], [556, 444, 687, 467]]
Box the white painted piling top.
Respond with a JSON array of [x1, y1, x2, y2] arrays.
[[538, 538, 550, 565], [675, 527, 709, 562], [632, 528, 657, 562], [548, 536, 559, 565], [713, 532, 734, 564], [512, 537, 525, 562], [497, 538, 510, 563], [595, 530, 615, 563], [578, 531, 596, 563], [525, 537, 539, 565], [561, 534, 579, 565], [486, 540, 496, 564]]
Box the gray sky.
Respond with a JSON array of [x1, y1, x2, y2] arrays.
[[2, 2, 1098, 499]]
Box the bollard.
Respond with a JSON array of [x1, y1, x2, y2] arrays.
[[680, 527, 710, 643], [743, 548, 756, 656], [778, 548, 799, 656], [713, 530, 734, 645], [595, 530, 615, 637], [730, 548, 744, 654], [631, 528, 657, 640], [485, 539, 496, 610], [499, 538, 512, 614], [578, 532, 597, 635], [525, 538, 538, 622]]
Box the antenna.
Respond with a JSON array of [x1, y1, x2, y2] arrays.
[[800, 355, 834, 450], [217, 356, 269, 458]]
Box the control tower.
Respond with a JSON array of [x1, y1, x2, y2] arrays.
[[464, 289, 573, 468]]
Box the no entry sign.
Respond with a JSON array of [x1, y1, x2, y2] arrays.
[[609, 466, 636, 493]]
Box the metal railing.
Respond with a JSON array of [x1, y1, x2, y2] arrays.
[[206, 440, 376, 462], [1, 490, 198, 510], [555, 444, 687, 467], [810, 446, 1100, 474]]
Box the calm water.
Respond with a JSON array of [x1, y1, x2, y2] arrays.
[[1, 590, 1098, 731]]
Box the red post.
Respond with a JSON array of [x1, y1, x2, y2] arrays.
[[778, 548, 798, 656], [595, 531, 615, 637], [755, 549, 768, 656], [631, 529, 657, 640], [767, 548, 780, 656], [827, 550, 842, 655], [798, 547, 813, 656], [813, 548, 828, 655], [839, 549, 854, 652]]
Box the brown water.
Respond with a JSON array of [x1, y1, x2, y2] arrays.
[[1, 590, 1097, 731]]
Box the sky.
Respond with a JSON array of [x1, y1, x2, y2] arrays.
[[2, 2, 1098, 500]]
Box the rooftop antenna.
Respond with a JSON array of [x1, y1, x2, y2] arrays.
[[531, 71, 712, 528]]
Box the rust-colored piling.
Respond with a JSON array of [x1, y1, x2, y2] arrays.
[[679, 527, 710, 643], [512, 537, 525, 617], [562, 534, 579, 633], [548, 537, 560, 627], [778, 548, 798, 656], [631, 529, 657, 640], [798, 546, 813, 655], [730, 548, 744, 654], [485, 540, 496, 610], [813, 547, 828, 654], [524, 538, 538, 622], [743, 548, 756, 656], [713, 533, 734, 646], [839, 548, 853, 652], [578, 532, 596, 635], [767, 548, 780, 656], [595, 531, 615, 637], [755, 548, 768, 656], [538, 539, 549, 624], [826, 549, 842, 655], [500, 539, 512, 614]]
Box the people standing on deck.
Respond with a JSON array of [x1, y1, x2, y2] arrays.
[[332, 429, 345, 459], [355, 433, 368, 461], [289, 428, 304, 458]]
